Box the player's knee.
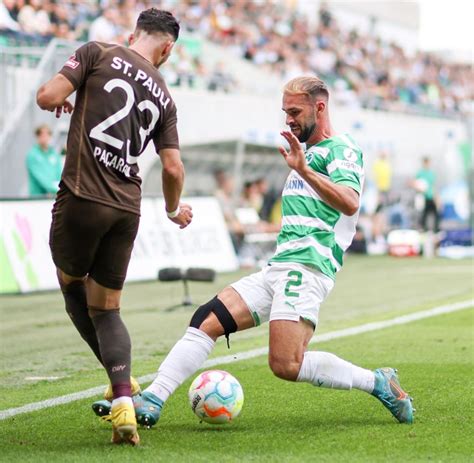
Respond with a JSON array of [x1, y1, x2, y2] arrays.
[[57, 269, 85, 291], [87, 293, 121, 310], [190, 297, 237, 342], [268, 355, 302, 382], [198, 315, 224, 340], [86, 278, 122, 309], [59, 279, 85, 294]]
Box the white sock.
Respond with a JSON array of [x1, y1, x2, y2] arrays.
[[111, 396, 133, 408], [146, 327, 215, 402], [296, 351, 375, 393]]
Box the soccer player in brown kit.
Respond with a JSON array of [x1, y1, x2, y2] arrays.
[[36, 8, 192, 445]]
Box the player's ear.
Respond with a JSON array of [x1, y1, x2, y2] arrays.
[[128, 33, 135, 45], [163, 40, 175, 56], [315, 100, 326, 116]]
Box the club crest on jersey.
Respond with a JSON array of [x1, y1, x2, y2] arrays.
[[65, 53, 80, 69], [343, 148, 357, 162]]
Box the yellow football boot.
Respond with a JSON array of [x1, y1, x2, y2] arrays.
[[110, 401, 140, 446], [104, 376, 141, 401], [93, 377, 141, 420]]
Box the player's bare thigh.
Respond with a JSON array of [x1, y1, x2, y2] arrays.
[[268, 318, 314, 381], [57, 268, 122, 309], [198, 286, 255, 340]]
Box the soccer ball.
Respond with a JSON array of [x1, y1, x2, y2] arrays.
[[188, 370, 244, 424]]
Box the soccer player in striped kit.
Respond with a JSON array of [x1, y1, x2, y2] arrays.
[[94, 75, 414, 427]]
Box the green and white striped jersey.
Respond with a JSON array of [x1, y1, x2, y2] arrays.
[[269, 134, 364, 279]]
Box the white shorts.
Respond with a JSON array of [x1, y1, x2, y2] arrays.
[[231, 262, 334, 328]]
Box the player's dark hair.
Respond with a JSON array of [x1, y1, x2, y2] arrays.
[[136, 8, 180, 40]]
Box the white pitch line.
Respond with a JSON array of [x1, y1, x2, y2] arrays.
[[1, 299, 472, 421]]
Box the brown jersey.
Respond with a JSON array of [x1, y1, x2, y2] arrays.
[[59, 41, 179, 215]]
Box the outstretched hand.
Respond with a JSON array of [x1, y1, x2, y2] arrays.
[[55, 99, 74, 118], [278, 131, 306, 173], [169, 203, 193, 229]]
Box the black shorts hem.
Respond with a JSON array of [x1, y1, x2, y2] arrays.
[[88, 271, 125, 290]]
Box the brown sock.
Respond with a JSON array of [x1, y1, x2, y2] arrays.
[[89, 307, 132, 399], [61, 280, 103, 364]]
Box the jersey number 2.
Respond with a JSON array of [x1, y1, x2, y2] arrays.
[[89, 78, 160, 164], [284, 270, 302, 297]]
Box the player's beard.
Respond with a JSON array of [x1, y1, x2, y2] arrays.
[[296, 121, 316, 143]]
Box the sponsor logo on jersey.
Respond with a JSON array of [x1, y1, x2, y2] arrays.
[[284, 176, 305, 191], [343, 148, 357, 161], [327, 158, 363, 175], [64, 53, 80, 69]]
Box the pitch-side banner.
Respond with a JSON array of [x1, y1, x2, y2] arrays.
[[0, 197, 238, 294]]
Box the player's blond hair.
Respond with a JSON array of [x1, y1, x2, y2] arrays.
[[283, 76, 329, 101]]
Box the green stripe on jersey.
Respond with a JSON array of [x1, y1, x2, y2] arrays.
[[277, 226, 344, 266], [270, 248, 338, 279]]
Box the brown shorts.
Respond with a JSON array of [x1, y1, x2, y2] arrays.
[[49, 184, 140, 290]]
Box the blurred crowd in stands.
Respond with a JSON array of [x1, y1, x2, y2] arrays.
[[213, 168, 281, 265], [1, 0, 472, 117], [179, 0, 471, 117], [0, 0, 237, 93]]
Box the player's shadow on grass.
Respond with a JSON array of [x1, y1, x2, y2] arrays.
[[291, 410, 397, 427], [157, 415, 393, 436], [150, 422, 247, 434]]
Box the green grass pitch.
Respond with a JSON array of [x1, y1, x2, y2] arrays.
[[0, 256, 472, 462]]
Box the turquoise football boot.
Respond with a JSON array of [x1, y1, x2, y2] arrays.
[[134, 391, 164, 428], [92, 399, 112, 420], [372, 367, 415, 424], [92, 391, 163, 428], [92, 377, 141, 420]]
